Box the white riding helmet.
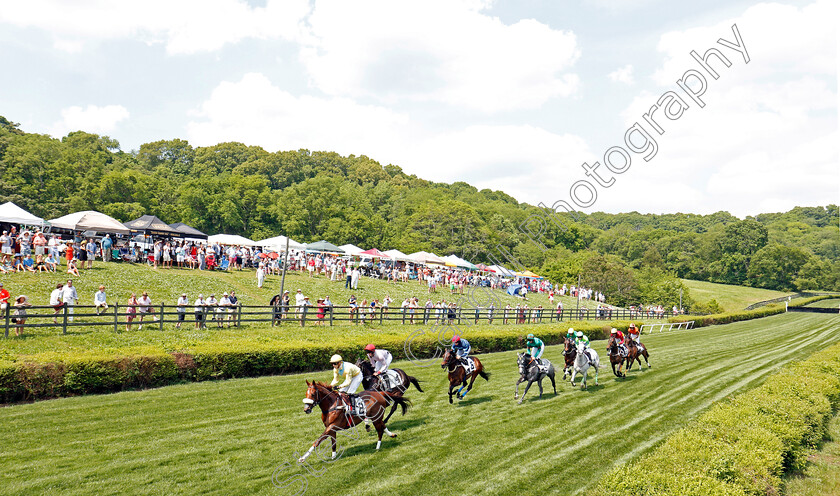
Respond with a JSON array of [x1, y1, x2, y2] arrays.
[[575, 331, 583, 338], [330, 354, 343, 363], [610, 328, 617, 334], [568, 327, 575, 333]]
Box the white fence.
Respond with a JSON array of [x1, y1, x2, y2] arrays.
[[640, 321, 695, 334]]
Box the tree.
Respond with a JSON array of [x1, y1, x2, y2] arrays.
[[747, 244, 811, 291]]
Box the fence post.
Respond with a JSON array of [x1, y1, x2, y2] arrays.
[[159, 302, 164, 331], [3, 303, 9, 338], [62, 304, 68, 335], [237, 304, 242, 327], [379, 307, 383, 325], [114, 300, 118, 332]]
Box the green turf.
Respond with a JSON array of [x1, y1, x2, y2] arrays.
[[805, 298, 840, 309], [681, 278, 791, 312], [1, 312, 838, 496]]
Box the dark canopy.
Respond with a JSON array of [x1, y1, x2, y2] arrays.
[[169, 222, 208, 240], [124, 215, 183, 237], [304, 240, 345, 253]]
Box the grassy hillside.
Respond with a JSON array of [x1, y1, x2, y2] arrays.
[[681, 278, 791, 312], [1, 312, 838, 496]]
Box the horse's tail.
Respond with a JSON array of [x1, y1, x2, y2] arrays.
[[383, 393, 412, 415], [478, 370, 491, 381], [408, 375, 424, 392]]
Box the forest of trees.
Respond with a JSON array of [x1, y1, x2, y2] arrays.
[[2, 115, 838, 305]]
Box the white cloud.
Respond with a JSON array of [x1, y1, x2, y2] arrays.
[[300, 0, 580, 111], [608, 64, 634, 84], [0, 0, 312, 54], [49, 104, 130, 137]]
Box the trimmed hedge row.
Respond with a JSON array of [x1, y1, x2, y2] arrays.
[[593, 341, 840, 496], [0, 321, 622, 403], [668, 295, 834, 328]]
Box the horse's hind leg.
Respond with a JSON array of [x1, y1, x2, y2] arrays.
[[549, 371, 557, 394], [461, 373, 479, 399], [383, 400, 399, 424], [537, 377, 544, 398]]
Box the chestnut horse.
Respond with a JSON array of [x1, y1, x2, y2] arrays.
[[441, 349, 490, 404], [562, 337, 576, 380], [606, 335, 626, 378], [299, 381, 410, 463], [356, 360, 423, 424], [625, 340, 651, 371]]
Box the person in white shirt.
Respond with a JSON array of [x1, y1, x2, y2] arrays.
[[256, 264, 266, 288], [294, 289, 305, 318], [94, 285, 108, 315], [218, 292, 232, 328], [194, 294, 206, 329], [364, 344, 393, 376], [205, 294, 218, 325], [176, 293, 189, 329], [62, 279, 78, 322], [50, 283, 64, 324]]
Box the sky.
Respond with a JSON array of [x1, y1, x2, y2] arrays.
[[0, 0, 837, 218]]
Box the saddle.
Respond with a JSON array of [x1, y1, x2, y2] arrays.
[[461, 358, 476, 374], [336, 394, 367, 417], [378, 370, 400, 390]]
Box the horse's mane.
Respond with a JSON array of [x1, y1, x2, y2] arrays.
[[311, 381, 333, 390]]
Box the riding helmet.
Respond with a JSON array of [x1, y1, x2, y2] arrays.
[[610, 328, 617, 334], [330, 354, 343, 363], [451, 335, 460, 343], [526, 333, 534, 339], [364, 343, 376, 352], [575, 331, 583, 337]]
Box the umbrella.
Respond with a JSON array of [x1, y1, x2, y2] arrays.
[[268, 252, 280, 259]]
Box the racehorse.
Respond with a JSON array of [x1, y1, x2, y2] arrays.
[[570, 343, 600, 390], [562, 337, 576, 380], [514, 353, 556, 404], [606, 335, 626, 378], [625, 340, 651, 371], [356, 360, 423, 424], [441, 349, 490, 404], [299, 381, 410, 463]]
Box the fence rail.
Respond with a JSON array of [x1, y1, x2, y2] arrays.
[[2, 302, 700, 337], [639, 321, 696, 334]]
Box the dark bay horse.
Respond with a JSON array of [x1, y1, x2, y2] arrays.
[[562, 338, 576, 380], [299, 381, 410, 463], [606, 335, 626, 378], [625, 340, 651, 371], [356, 360, 423, 424], [514, 353, 556, 404], [441, 349, 490, 404]]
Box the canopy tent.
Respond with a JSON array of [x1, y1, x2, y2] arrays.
[[476, 263, 495, 273], [124, 215, 183, 237], [442, 254, 477, 269], [207, 234, 256, 246], [48, 210, 130, 235], [520, 270, 542, 279], [257, 235, 305, 250], [382, 249, 412, 261], [304, 240, 345, 253], [507, 284, 526, 296], [359, 248, 388, 258], [487, 265, 515, 277], [0, 202, 46, 227], [409, 251, 446, 265], [338, 244, 365, 256], [169, 222, 208, 240]]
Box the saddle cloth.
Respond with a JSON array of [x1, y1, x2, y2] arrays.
[[349, 396, 367, 417], [536, 360, 551, 373], [462, 358, 476, 374], [380, 370, 400, 390]]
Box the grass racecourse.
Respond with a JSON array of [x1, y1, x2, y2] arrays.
[[1, 311, 839, 496], [681, 278, 790, 312]]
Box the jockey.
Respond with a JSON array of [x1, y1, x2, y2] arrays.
[[451, 335, 471, 364], [330, 354, 362, 407], [365, 344, 392, 376], [565, 327, 576, 342], [575, 330, 596, 366], [610, 329, 628, 357], [627, 323, 642, 349], [524, 333, 545, 366]]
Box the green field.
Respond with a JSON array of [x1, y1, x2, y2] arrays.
[[805, 298, 840, 309], [1, 311, 838, 496], [681, 278, 791, 312]]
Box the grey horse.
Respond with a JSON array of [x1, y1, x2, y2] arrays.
[[514, 353, 557, 404]]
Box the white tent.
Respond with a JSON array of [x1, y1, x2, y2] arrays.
[[487, 264, 515, 277], [409, 251, 446, 265], [443, 254, 476, 269], [208, 234, 256, 246], [48, 210, 130, 234], [382, 249, 412, 261], [256, 235, 305, 250], [0, 202, 45, 227], [338, 244, 365, 256]]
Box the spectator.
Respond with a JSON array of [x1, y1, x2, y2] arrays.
[[33, 231, 46, 257], [101, 234, 113, 262], [256, 263, 266, 288], [44, 253, 58, 272], [0, 282, 9, 312], [126, 293, 138, 331], [62, 279, 78, 322], [176, 293, 188, 329], [300, 296, 310, 326], [218, 292, 232, 328], [21, 254, 35, 272], [94, 285, 108, 315], [50, 283, 64, 323], [66, 258, 80, 277], [316, 298, 326, 325], [137, 291, 157, 329], [228, 291, 238, 326], [34, 255, 48, 272], [85, 238, 96, 269], [194, 294, 206, 329], [12, 295, 31, 337]]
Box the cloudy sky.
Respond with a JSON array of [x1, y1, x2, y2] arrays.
[[0, 0, 836, 218]]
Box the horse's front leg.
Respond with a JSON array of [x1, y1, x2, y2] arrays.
[[448, 381, 455, 404], [514, 376, 524, 400], [519, 379, 533, 404], [570, 368, 577, 387], [299, 427, 333, 463]]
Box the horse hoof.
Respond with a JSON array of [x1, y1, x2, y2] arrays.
[[517, 400, 522, 405], [298, 457, 306, 464], [389, 433, 397, 438], [365, 424, 371, 432]]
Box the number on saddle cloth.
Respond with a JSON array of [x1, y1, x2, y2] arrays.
[[462, 358, 476, 374], [348, 396, 367, 417], [380, 370, 398, 390]]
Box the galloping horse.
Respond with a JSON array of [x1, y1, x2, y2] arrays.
[[570, 343, 600, 390], [514, 353, 556, 404], [356, 360, 423, 423], [441, 349, 490, 404], [562, 337, 576, 380], [299, 381, 410, 463], [625, 340, 651, 371], [606, 334, 626, 378]]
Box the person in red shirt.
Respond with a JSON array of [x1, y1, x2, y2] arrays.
[[614, 328, 627, 357], [0, 282, 10, 311]]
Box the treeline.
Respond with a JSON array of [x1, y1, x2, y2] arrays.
[[1, 116, 838, 303]]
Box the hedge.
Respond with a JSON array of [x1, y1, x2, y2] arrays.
[[593, 340, 840, 496]]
